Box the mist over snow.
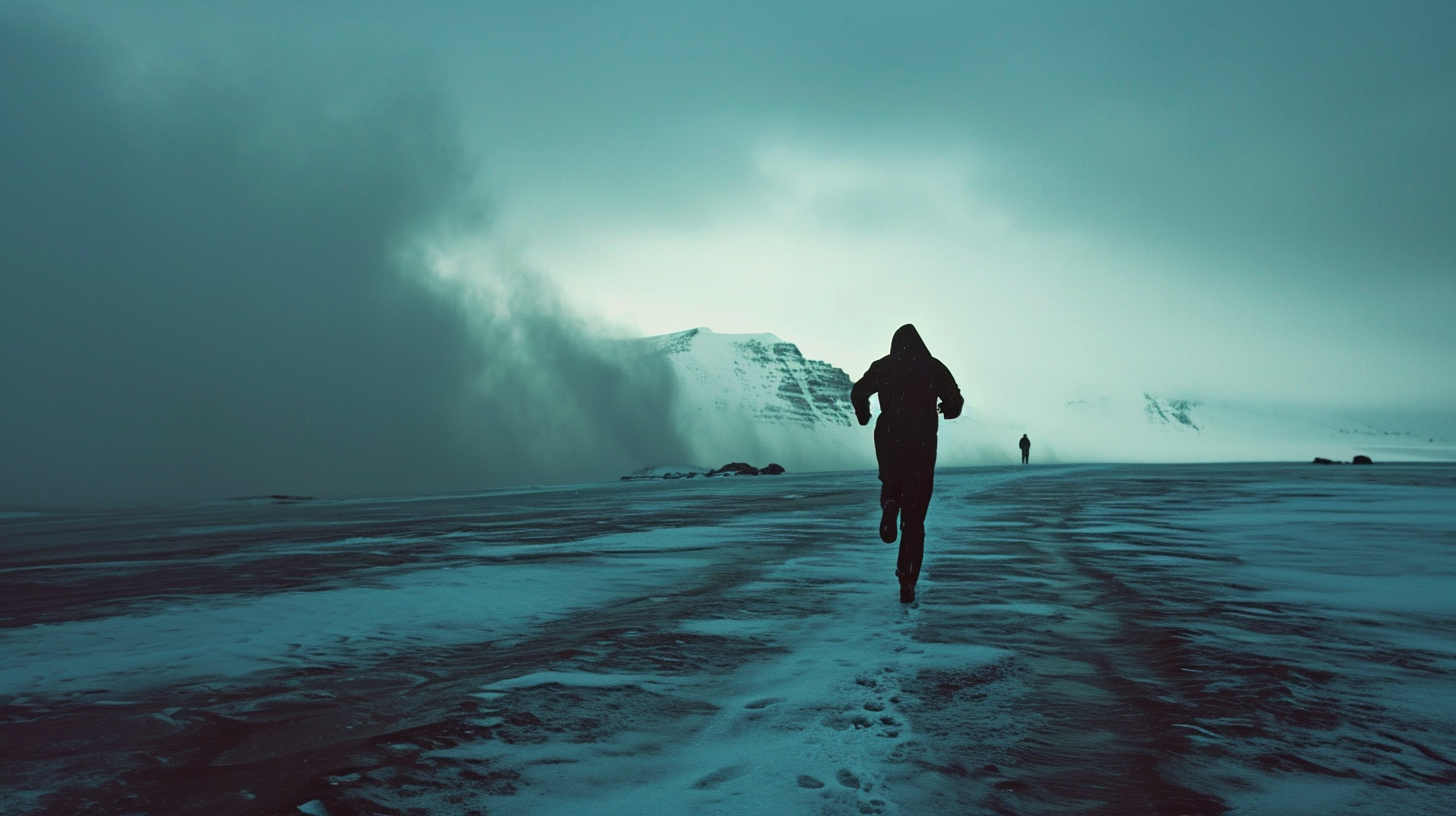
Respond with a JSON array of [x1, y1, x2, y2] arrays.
[[0, 12, 688, 508], [936, 393, 1456, 466], [633, 328, 868, 474], [629, 327, 1454, 473]]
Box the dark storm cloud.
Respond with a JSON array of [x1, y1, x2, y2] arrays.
[[55, 2, 1455, 295], [906, 1, 1456, 279], [737, 3, 1449, 279], [0, 13, 688, 508]]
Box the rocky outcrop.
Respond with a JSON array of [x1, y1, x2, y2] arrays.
[[707, 462, 786, 477], [621, 461, 787, 480]]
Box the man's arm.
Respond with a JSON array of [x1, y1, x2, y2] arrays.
[[934, 359, 964, 420], [849, 363, 880, 426]]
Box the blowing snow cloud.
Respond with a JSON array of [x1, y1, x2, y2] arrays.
[[0, 13, 688, 507]]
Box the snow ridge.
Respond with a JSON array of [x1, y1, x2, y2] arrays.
[[633, 328, 871, 473], [646, 328, 855, 429]]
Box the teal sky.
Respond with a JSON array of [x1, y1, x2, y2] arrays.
[[4, 2, 1453, 504], [88, 2, 1451, 398]]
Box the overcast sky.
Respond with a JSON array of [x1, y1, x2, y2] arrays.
[[4, 2, 1454, 504]]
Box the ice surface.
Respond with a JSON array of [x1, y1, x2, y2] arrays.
[[3, 464, 1455, 815]]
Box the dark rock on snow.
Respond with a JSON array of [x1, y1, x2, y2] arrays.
[[1313, 455, 1374, 465], [706, 462, 785, 476], [622, 462, 786, 480], [709, 462, 760, 476]]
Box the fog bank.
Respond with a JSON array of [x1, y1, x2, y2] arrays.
[[0, 13, 688, 507]]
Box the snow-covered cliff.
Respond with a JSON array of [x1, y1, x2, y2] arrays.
[[647, 328, 855, 427], [636, 328, 873, 472]]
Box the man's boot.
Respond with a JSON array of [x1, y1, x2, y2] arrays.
[[896, 567, 916, 603], [880, 499, 899, 544]]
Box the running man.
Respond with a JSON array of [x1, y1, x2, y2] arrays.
[[850, 324, 964, 604]]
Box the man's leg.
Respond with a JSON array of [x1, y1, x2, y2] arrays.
[[895, 460, 935, 602], [875, 423, 902, 543]]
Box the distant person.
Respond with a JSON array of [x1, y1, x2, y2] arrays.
[[851, 324, 964, 604], [1019, 434, 1030, 464]]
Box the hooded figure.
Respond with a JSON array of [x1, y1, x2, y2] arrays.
[[850, 324, 964, 603]]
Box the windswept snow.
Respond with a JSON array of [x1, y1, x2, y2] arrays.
[[3, 464, 1455, 815], [639, 327, 871, 473]]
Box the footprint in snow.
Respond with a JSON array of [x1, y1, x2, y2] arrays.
[[693, 765, 748, 790]]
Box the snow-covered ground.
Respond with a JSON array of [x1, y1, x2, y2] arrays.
[[3, 464, 1455, 815]]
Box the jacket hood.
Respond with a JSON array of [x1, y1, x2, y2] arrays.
[[890, 324, 930, 358]]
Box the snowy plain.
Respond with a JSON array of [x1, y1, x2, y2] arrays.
[[2, 463, 1455, 815]]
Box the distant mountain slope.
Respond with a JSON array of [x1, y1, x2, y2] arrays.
[[635, 328, 871, 472], [647, 328, 855, 428]]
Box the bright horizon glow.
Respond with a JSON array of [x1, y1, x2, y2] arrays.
[[504, 138, 1445, 414]]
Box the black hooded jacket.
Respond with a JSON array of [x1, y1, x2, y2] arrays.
[[850, 325, 963, 439]]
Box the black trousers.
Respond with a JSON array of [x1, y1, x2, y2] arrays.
[[875, 423, 936, 589], [1021, 449, 1029, 464]]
